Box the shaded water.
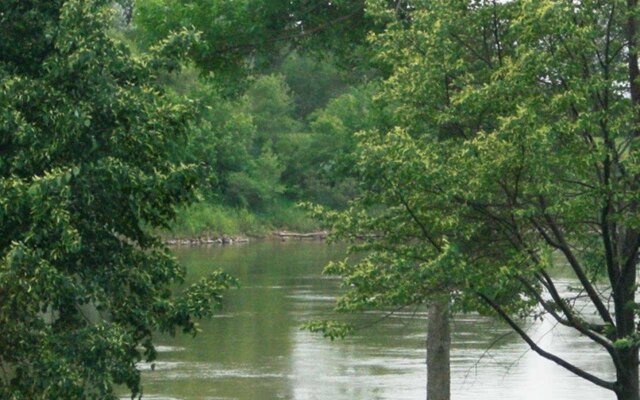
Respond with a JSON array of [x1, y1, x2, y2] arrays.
[[132, 241, 615, 400]]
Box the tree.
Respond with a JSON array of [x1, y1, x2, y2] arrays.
[[317, 1, 640, 399], [226, 142, 286, 210], [285, 84, 379, 207], [170, 77, 256, 203], [279, 52, 347, 118], [0, 1, 235, 398], [243, 74, 301, 147]]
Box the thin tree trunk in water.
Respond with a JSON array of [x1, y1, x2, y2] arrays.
[[614, 274, 639, 400], [427, 299, 450, 400], [616, 346, 639, 400], [614, 226, 638, 400]]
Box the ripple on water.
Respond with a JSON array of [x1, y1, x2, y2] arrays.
[[287, 294, 336, 302], [140, 361, 291, 381], [154, 346, 186, 353], [136, 361, 184, 371]]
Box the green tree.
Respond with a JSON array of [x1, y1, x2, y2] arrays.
[[226, 142, 286, 210], [317, 0, 640, 399], [174, 79, 256, 202], [279, 84, 379, 206], [0, 1, 234, 398], [279, 52, 347, 118], [243, 74, 301, 147], [177, 74, 290, 210]]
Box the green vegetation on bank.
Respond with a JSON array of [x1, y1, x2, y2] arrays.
[[168, 202, 317, 238], [152, 52, 378, 237], [126, 0, 381, 238]]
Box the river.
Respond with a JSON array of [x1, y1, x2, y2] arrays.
[[129, 241, 616, 400]]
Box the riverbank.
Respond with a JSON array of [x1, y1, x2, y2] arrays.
[[162, 202, 325, 245], [164, 231, 329, 246]]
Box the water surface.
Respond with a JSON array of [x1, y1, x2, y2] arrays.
[[132, 241, 615, 400]]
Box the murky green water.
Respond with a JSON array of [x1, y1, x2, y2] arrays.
[[130, 241, 615, 400]]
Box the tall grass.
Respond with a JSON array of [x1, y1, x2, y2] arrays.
[[165, 201, 319, 238]]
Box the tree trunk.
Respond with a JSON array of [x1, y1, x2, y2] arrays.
[[613, 267, 639, 400], [614, 298, 639, 400], [616, 348, 639, 400], [427, 298, 450, 400]]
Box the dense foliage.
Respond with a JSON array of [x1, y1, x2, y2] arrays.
[[119, 0, 395, 237], [0, 1, 235, 398], [156, 52, 377, 236]]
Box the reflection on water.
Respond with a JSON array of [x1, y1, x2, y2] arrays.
[[127, 241, 615, 400]]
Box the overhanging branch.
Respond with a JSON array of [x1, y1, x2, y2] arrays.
[[478, 292, 617, 391]]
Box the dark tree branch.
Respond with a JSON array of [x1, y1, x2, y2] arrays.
[[478, 292, 617, 391], [535, 199, 615, 326], [519, 277, 620, 369]]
